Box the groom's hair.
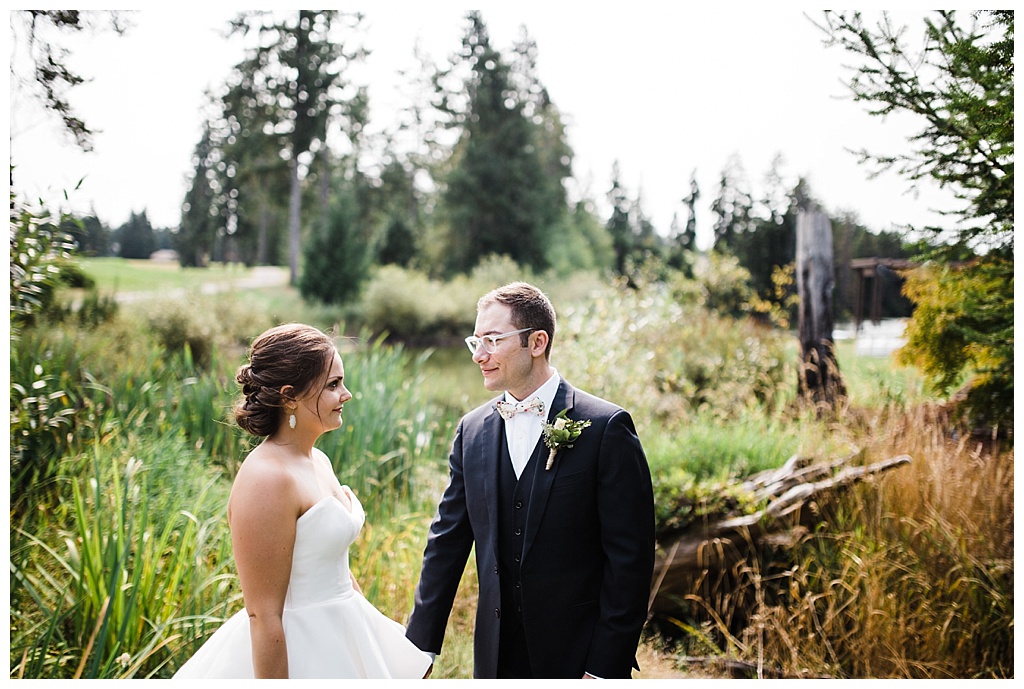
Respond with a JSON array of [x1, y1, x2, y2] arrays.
[[479, 282, 556, 360]]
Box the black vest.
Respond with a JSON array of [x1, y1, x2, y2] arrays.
[[497, 427, 541, 619]]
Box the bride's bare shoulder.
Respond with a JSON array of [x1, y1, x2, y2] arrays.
[[228, 444, 300, 519]]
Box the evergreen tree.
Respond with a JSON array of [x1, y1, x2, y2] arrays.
[[605, 163, 663, 281], [9, 10, 127, 152], [217, 55, 291, 266], [681, 170, 700, 252], [177, 119, 222, 267], [541, 199, 614, 277], [299, 191, 373, 305], [606, 162, 633, 276], [710, 155, 753, 252], [61, 213, 110, 256], [375, 157, 421, 268], [116, 211, 155, 259], [228, 10, 367, 284], [730, 177, 801, 309], [434, 12, 569, 276], [819, 10, 1014, 431]]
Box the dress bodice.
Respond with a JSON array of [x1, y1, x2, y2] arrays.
[[285, 491, 364, 610], [173, 486, 430, 679]]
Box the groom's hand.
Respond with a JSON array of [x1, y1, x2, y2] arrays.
[[423, 664, 433, 679]]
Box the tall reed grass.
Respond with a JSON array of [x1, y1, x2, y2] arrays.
[[9, 301, 456, 678], [10, 434, 235, 678]]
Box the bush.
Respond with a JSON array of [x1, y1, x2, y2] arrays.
[[140, 293, 273, 368], [555, 277, 796, 435], [898, 257, 1014, 434], [10, 195, 78, 336]]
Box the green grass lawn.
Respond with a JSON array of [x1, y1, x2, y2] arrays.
[[81, 257, 265, 293]]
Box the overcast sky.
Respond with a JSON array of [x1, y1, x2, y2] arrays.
[[8, 7, 958, 249]]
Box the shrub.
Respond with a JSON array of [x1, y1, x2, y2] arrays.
[[10, 194, 78, 336], [555, 277, 796, 435]]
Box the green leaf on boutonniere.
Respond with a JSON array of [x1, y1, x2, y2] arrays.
[[542, 409, 591, 470]]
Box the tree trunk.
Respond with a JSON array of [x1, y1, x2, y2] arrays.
[[288, 158, 301, 286], [796, 204, 845, 410]]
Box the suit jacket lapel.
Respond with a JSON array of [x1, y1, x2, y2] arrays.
[[522, 379, 575, 564], [478, 401, 503, 545]]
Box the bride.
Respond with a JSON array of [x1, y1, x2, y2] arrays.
[[174, 323, 431, 679]]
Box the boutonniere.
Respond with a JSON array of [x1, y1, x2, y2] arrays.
[[542, 409, 591, 470]]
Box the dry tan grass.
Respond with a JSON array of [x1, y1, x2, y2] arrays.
[[738, 403, 1013, 678]]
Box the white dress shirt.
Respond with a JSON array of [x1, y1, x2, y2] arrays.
[[503, 369, 560, 479]]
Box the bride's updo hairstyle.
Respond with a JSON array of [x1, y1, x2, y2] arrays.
[[234, 323, 337, 437]]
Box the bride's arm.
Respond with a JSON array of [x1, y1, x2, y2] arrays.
[[229, 460, 300, 679]]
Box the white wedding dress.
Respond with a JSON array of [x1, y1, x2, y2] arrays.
[[174, 490, 431, 679]]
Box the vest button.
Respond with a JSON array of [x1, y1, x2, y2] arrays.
[[514, 528, 522, 536], [494, 608, 501, 618], [515, 500, 523, 509]]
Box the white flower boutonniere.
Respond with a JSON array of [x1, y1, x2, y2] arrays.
[[542, 409, 591, 470]]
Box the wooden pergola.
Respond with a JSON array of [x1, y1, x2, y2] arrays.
[[849, 257, 914, 333]]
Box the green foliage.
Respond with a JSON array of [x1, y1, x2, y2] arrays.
[[141, 293, 272, 370], [555, 273, 796, 436], [55, 288, 120, 330], [898, 257, 1013, 430], [9, 330, 80, 509], [299, 194, 374, 305], [670, 252, 761, 320], [543, 202, 615, 278], [10, 438, 235, 679], [820, 10, 1013, 253], [356, 265, 472, 341], [819, 10, 1014, 433], [114, 211, 156, 259], [354, 257, 536, 342], [432, 11, 570, 276], [10, 194, 78, 336]]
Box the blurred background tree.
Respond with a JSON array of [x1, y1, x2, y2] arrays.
[[226, 10, 368, 284], [429, 11, 570, 277]]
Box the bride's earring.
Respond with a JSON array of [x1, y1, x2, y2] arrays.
[[289, 413, 297, 429]]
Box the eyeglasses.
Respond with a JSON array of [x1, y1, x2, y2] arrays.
[[465, 328, 536, 355]]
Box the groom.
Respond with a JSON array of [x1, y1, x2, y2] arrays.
[[407, 282, 655, 679]]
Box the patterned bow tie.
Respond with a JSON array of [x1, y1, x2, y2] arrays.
[[496, 397, 546, 420]]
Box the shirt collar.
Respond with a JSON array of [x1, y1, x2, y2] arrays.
[[504, 368, 560, 416]]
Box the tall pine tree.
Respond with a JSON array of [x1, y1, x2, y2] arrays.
[[435, 12, 568, 276], [227, 10, 367, 284]]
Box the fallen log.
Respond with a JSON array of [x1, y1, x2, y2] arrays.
[[648, 453, 911, 617]]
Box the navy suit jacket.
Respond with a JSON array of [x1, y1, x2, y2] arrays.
[[406, 378, 655, 678]]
